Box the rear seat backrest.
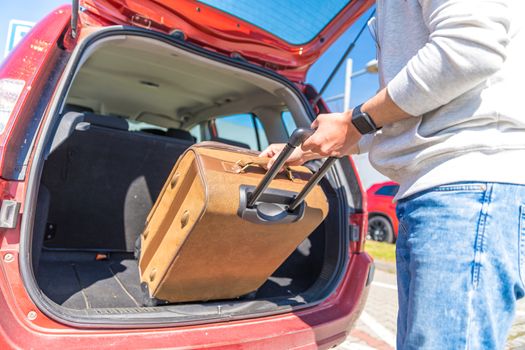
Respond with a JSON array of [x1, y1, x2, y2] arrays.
[[41, 113, 194, 251], [167, 128, 195, 142], [83, 113, 129, 130]]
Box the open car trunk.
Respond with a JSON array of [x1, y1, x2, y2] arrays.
[[25, 28, 350, 326]]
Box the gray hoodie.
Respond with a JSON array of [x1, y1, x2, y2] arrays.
[[362, 0, 525, 199]]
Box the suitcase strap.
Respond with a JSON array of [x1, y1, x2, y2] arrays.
[[234, 160, 296, 181]]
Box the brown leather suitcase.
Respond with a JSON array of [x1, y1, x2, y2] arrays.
[[138, 128, 337, 304]]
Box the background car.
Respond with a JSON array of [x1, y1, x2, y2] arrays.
[[0, 1, 375, 349], [366, 181, 399, 243]]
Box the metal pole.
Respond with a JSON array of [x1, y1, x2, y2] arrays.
[[344, 58, 353, 112], [324, 94, 344, 103]]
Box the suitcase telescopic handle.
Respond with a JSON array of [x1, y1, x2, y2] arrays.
[[247, 128, 338, 210]]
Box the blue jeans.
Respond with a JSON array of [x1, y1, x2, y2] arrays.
[[396, 182, 525, 349]]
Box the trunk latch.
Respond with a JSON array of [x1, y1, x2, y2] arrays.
[[0, 200, 21, 229]]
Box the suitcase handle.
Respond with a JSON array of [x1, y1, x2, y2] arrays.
[[247, 128, 338, 210]]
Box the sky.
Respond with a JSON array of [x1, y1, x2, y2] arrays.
[[308, 6, 379, 110], [0, 1, 386, 187]]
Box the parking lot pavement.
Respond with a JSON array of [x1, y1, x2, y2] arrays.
[[338, 264, 525, 350]]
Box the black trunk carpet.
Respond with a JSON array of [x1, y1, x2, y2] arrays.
[[36, 249, 319, 310], [37, 252, 143, 309]]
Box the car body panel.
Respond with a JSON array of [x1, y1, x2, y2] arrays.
[[366, 181, 399, 239], [79, 0, 374, 81], [0, 6, 72, 179], [0, 249, 371, 349], [0, 4, 373, 348]]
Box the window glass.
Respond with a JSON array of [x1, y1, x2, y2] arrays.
[[214, 114, 268, 151], [198, 0, 350, 45], [281, 111, 297, 136], [375, 185, 400, 197], [255, 117, 269, 150], [190, 124, 202, 142]]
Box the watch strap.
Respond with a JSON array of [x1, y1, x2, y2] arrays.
[[351, 104, 379, 135]]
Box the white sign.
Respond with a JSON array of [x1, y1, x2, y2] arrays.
[[4, 20, 35, 58]]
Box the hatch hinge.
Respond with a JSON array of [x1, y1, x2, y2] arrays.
[[170, 29, 187, 41], [0, 200, 21, 229], [71, 0, 79, 39], [230, 52, 248, 63]]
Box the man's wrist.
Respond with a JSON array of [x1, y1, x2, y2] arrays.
[[351, 104, 380, 135], [361, 88, 411, 128], [360, 101, 381, 128]]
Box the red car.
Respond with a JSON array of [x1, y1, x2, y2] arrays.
[[0, 1, 374, 349], [366, 181, 400, 243]]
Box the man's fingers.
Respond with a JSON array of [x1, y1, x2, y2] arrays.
[[259, 148, 274, 158], [301, 134, 319, 153], [259, 143, 288, 159], [302, 128, 325, 151], [301, 138, 313, 152], [311, 119, 319, 129], [259, 144, 280, 158], [267, 156, 276, 169], [302, 135, 336, 157]]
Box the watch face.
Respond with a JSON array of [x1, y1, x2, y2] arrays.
[[352, 115, 375, 134], [352, 109, 376, 135]]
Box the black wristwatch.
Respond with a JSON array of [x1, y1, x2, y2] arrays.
[[351, 104, 380, 135]]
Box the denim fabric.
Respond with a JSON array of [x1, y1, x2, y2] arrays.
[[395, 182, 525, 350]]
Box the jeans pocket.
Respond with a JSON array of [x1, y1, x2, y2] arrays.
[[432, 183, 487, 193], [519, 205, 525, 288]]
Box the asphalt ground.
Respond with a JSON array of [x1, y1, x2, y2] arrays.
[[337, 263, 525, 350]]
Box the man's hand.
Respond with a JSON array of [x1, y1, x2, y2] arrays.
[[260, 110, 362, 168], [301, 110, 361, 157], [259, 143, 307, 169]]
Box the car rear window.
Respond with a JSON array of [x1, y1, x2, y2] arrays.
[[375, 185, 399, 197], [281, 111, 297, 137], [198, 0, 351, 45], [214, 114, 269, 151]]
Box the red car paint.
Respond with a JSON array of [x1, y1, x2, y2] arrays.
[[366, 181, 400, 240], [79, 0, 374, 82], [0, 3, 374, 348]]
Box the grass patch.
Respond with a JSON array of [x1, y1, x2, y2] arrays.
[[365, 240, 396, 263]]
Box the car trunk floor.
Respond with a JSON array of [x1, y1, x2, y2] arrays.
[[36, 250, 320, 310], [37, 252, 143, 309]]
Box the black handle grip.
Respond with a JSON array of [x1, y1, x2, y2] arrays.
[[247, 128, 315, 208], [288, 128, 315, 147]]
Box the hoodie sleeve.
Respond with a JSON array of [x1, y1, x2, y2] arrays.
[[357, 133, 374, 154], [387, 0, 511, 116]]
